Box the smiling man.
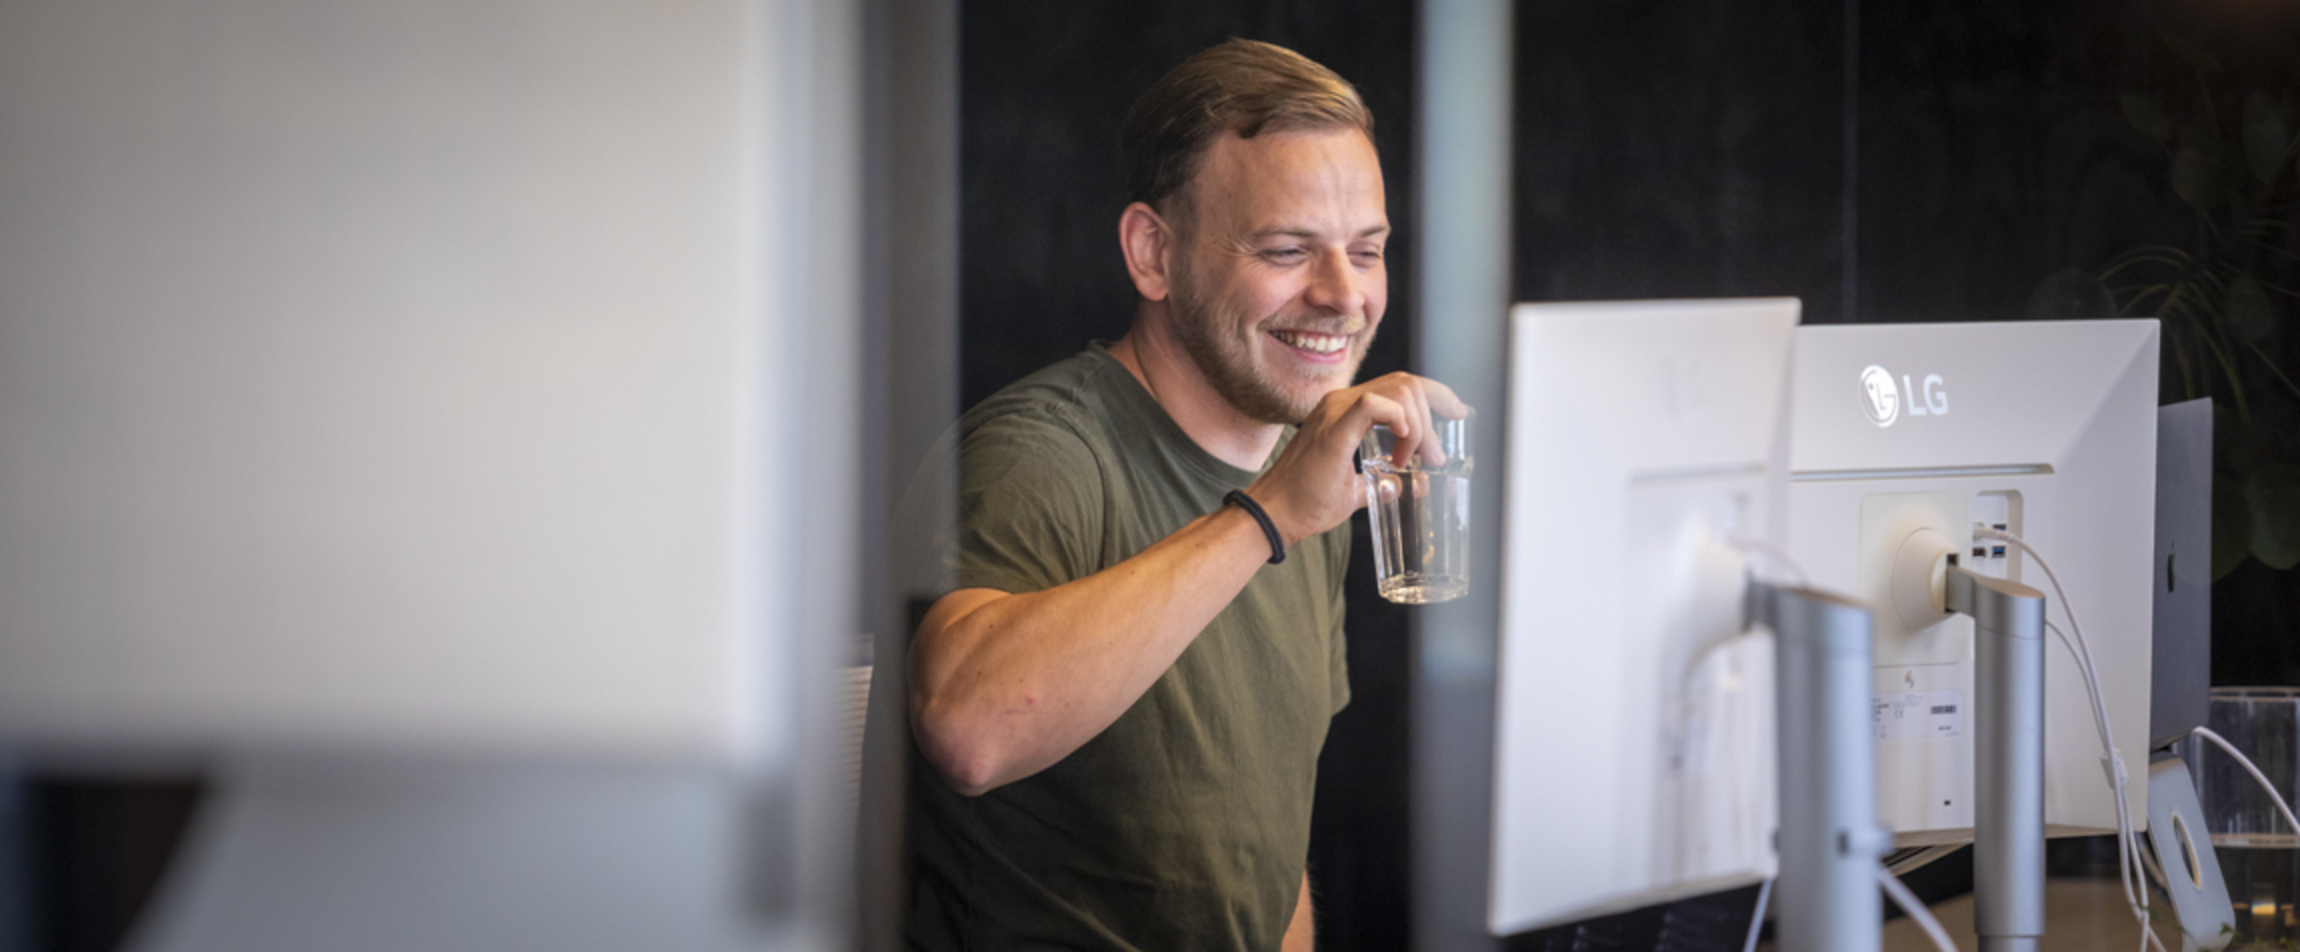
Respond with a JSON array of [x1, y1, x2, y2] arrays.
[[906, 40, 1464, 951]]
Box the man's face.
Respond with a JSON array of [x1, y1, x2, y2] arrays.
[[1163, 128, 1389, 425]]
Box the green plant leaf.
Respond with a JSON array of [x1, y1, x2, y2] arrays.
[[2173, 145, 2222, 211], [2122, 94, 2174, 141], [2218, 474, 2255, 580], [2026, 270, 2118, 320], [2163, 33, 2224, 75], [2247, 463, 2300, 570], [2226, 274, 2280, 343], [2244, 90, 2295, 185]]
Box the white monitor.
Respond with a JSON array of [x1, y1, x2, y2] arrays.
[[1490, 298, 1800, 934], [1784, 320, 2158, 845]]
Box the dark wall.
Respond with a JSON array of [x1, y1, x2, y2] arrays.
[[1514, 0, 1847, 320], [1855, 1, 2188, 325]]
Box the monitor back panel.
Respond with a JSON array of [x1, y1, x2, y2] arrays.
[[1492, 298, 1799, 933], [1786, 320, 2159, 844]]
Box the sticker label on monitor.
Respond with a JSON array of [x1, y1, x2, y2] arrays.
[[1874, 690, 1963, 739]]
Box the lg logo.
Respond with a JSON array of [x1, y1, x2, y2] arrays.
[[1859, 365, 1948, 428]]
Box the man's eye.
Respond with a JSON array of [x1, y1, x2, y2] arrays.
[[1261, 248, 1308, 263], [1351, 249, 1385, 265]]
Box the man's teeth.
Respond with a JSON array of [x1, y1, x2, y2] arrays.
[[1273, 331, 1348, 354]]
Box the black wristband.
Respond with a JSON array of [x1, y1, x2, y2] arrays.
[[1224, 489, 1286, 565]]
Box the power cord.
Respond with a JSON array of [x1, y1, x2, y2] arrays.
[[1877, 863, 1959, 952], [2189, 725, 2300, 840]]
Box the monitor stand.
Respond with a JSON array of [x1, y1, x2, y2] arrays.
[[1755, 568, 2046, 952], [1751, 581, 1886, 952], [1946, 566, 2048, 952]]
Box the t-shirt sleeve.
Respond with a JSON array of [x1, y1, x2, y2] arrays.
[[1326, 521, 1352, 715], [951, 409, 1104, 596]]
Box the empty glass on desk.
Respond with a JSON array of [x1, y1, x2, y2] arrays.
[[2182, 686, 2300, 948]]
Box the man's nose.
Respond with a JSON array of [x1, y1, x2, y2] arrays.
[[1303, 248, 1366, 316]]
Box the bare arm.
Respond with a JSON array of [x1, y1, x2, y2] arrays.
[[1283, 872, 1315, 951], [909, 505, 1273, 795], [909, 372, 1467, 795]]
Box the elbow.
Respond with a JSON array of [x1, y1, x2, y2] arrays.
[[911, 698, 1006, 797], [938, 759, 1001, 799]]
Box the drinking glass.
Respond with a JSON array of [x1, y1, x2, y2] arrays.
[[2179, 686, 2300, 947], [1360, 417, 1470, 604]]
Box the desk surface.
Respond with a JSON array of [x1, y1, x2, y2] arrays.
[[1862, 877, 2186, 952]]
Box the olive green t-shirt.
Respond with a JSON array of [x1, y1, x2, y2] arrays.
[[908, 344, 1351, 952]]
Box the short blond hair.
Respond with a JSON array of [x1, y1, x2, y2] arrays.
[[1121, 39, 1374, 228]]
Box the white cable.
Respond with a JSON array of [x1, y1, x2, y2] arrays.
[[2042, 620, 2111, 740], [1976, 527, 2157, 948], [2045, 617, 2152, 929], [2134, 837, 2171, 900], [2192, 724, 2300, 837], [1876, 864, 1958, 952]]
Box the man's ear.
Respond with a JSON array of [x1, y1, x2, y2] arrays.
[[1119, 201, 1174, 302]]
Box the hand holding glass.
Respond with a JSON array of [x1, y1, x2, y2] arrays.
[[1361, 417, 1470, 604]]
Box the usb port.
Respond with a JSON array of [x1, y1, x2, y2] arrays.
[[1991, 546, 2007, 558], [1972, 546, 1987, 559], [1993, 524, 2007, 531]]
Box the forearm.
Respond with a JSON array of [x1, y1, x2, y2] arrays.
[[1283, 873, 1314, 951], [910, 503, 1274, 794]]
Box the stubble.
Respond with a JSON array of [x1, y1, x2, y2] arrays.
[[1166, 253, 1363, 426]]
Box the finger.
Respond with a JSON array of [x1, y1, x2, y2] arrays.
[[1335, 378, 1414, 472], [1393, 378, 1444, 469], [1344, 391, 1409, 438], [1379, 394, 1424, 472], [1418, 377, 1474, 421], [1401, 390, 1435, 469], [1340, 391, 1410, 468], [1365, 472, 1400, 513]]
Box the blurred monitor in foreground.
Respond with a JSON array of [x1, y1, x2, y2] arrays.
[[0, 2, 857, 949], [1490, 298, 1800, 934], [0, 0, 810, 770]]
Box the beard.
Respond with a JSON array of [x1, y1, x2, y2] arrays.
[[1166, 255, 1368, 426]]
